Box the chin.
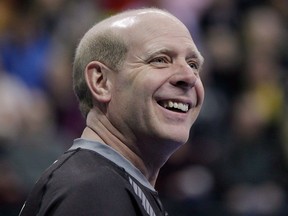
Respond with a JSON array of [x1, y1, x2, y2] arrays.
[[162, 132, 189, 146], [167, 127, 190, 143], [151, 124, 191, 146]]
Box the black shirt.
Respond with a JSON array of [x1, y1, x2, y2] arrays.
[[19, 140, 168, 216]]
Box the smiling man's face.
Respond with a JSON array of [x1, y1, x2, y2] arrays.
[[107, 11, 204, 148]]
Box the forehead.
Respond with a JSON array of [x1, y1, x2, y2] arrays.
[[130, 13, 192, 41], [125, 14, 201, 59]]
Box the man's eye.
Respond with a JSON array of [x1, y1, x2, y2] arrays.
[[150, 57, 168, 64], [188, 62, 198, 69]]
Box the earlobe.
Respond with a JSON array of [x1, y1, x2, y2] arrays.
[[85, 61, 112, 104]]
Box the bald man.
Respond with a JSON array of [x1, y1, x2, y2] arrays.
[[19, 8, 204, 216]]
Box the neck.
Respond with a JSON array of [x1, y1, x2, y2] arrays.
[[82, 109, 169, 186]]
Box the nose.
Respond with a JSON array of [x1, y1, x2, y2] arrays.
[[170, 64, 198, 90]]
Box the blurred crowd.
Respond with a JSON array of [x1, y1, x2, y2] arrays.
[[0, 0, 287, 215]]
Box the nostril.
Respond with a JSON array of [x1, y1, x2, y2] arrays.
[[170, 68, 198, 89], [175, 80, 193, 89], [176, 81, 187, 87]]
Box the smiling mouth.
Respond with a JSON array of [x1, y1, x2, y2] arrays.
[[158, 100, 190, 113]]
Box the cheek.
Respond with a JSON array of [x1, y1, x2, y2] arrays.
[[132, 74, 161, 99], [196, 80, 205, 106], [114, 68, 166, 109]]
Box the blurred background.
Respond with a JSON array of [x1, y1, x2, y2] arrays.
[[0, 0, 287, 215]]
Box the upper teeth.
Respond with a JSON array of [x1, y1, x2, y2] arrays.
[[163, 101, 189, 112]]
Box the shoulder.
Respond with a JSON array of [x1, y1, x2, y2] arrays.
[[30, 149, 141, 215], [46, 148, 129, 192]]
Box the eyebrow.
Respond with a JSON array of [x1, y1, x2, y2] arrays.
[[187, 51, 204, 67], [145, 47, 204, 66], [144, 48, 174, 59]]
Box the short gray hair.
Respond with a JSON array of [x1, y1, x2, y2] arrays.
[[73, 29, 128, 117]]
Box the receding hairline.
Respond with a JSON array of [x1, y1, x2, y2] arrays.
[[82, 8, 179, 40], [98, 8, 176, 28]]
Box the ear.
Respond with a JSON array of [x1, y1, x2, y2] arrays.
[[85, 61, 112, 104]]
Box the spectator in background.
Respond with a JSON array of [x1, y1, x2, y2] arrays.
[[0, 8, 51, 90], [0, 65, 65, 216]]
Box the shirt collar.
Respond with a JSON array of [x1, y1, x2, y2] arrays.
[[69, 138, 156, 191]]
